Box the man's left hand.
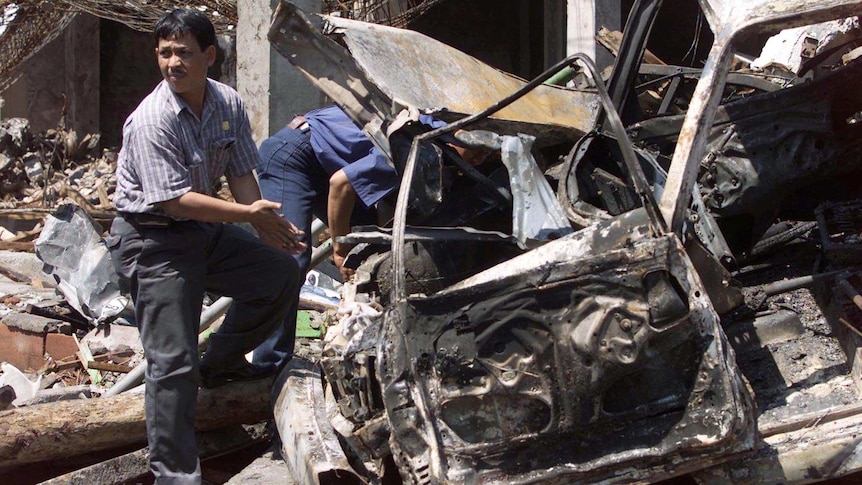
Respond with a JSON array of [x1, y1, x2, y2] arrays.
[[249, 200, 307, 254]]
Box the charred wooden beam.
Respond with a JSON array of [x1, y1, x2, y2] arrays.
[[0, 377, 274, 471]]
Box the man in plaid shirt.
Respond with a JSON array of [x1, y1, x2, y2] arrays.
[[107, 8, 305, 483]]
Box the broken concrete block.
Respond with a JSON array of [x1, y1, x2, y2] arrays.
[[0, 312, 71, 370], [0, 321, 45, 371], [45, 332, 79, 362], [81, 324, 142, 356], [0, 250, 45, 277], [1, 311, 66, 334]]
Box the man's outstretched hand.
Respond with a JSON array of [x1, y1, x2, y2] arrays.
[[249, 200, 307, 254]]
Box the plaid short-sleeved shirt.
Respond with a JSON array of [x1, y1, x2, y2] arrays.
[[113, 79, 259, 215]]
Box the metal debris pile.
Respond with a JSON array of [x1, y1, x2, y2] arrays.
[[0, 117, 117, 262]]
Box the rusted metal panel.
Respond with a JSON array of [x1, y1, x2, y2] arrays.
[[268, 1, 600, 147], [273, 358, 363, 485], [326, 15, 600, 134], [268, 2, 395, 161], [697, 0, 728, 32]]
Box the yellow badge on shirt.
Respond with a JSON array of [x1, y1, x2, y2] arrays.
[[222, 121, 230, 132]]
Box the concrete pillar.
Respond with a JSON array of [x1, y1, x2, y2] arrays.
[[1, 14, 99, 134], [545, 0, 567, 69], [64, 14, 100, 135], [237, 0, 324, 144], [566, 0, 621, 71]]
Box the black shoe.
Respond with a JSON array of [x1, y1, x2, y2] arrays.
[[199, 363, 276, 389]]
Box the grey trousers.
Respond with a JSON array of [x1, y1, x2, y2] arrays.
[[108, 216, 300, 484]]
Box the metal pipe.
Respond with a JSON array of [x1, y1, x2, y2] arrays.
[[310, 218, 327, 243], [837, 278, 862, 311], [104, 297, 234, 397], [309, 238, 333, 271], [544, 66, 577, 86], [762, 269, 853, 297]]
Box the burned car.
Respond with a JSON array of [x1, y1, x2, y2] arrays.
[[267, 0, 862, 483]]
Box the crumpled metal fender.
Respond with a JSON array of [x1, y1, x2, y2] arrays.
[[377, 210, 755, 484]]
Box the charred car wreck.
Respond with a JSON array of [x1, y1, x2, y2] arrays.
[[267, 0, 862, 483]]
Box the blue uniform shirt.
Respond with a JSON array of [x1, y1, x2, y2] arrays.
[[305, 105, 445, 208]]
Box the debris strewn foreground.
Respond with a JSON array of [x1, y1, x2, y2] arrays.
[[0, 116, 130, 394], [0, 116, 315, 484]]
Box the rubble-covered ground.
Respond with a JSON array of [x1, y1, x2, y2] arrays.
[[2, 111, 862, 483], [729, 238, 858, 423], [0, 118, 114, 213]]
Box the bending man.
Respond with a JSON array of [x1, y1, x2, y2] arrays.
[[253, 105, 485, 371]]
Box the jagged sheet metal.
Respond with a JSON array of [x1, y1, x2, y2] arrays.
[[274, 358, 364, 485], [325, 13, 601, 138], [713, 0, 862, 34]]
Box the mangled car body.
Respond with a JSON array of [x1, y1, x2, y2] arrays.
[[267, 0, 862, 483]]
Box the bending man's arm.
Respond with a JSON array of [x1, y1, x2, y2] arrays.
[[328, 169, 357, 280]]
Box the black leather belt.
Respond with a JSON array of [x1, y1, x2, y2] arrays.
[[120, 212, 173, 228]]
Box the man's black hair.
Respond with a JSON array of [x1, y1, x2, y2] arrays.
[[153, 8, 216, 50]]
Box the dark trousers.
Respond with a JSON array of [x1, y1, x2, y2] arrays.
[[108, 216, 299, 484], [254, 127, 378, 370]]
